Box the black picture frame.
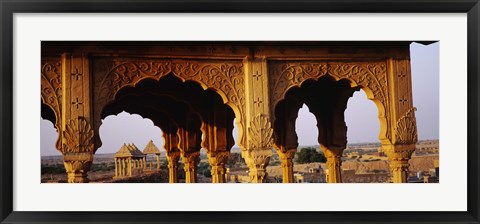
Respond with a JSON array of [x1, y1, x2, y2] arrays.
[[1, 1, 479, 224]]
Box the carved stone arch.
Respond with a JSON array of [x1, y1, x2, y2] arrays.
[[92, 57, 247, 150], [41, 58, 62, 151], [326, 61, 390, 144], [268, 60, 391, 144]]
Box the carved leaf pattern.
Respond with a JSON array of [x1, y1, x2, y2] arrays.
[[41, 59, 62, 150], [62, 117, 95, 154], [268, 62, 328, 111], [394, 108, 418, 144], [248, 114, 274, 149], [327, 62, 388, 107]]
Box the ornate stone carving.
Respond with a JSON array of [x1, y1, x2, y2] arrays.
[[41, 59, 62, 149], [93, 58, 246, 150], [63, 160, 92, 183], [268, 62, 328, 111], [269, 61, 390, 139], [327, 62, 388, 104], [63, 152, 94, 183], [278, 149, 296, 167], [393, 107, 418, 145], [248, 114, 274, 150], [207, 151, 230, 166], [62, 117, 95, 154], [208, 151, 230, 183], [384, 147, 415, 183], [241, 149, 272, 183]]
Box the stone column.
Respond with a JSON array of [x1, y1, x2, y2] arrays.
[[242, 57, 274, 183], [321, 145, 344, 183], [277, 149, 296, 183], [143, 157, 147, 171], [208, 151, 230, 183], [128, 158, 132, 177], [156, 155, 160, 170], [182, 151, 200, 183], [122, 159, 126, 177], [385, 56, 418, 183], [119, 159, 123, 177], [60, 53, 97, 183], [166, 152, 180, 183], [114, 158, 118, 177]]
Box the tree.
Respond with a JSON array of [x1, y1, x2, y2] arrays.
[[295, 147, 327, 164]]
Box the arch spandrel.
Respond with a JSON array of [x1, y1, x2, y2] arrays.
[[268, 60, 391, 143], [92, 57, 247, 150], [41, 58, 62, 151]]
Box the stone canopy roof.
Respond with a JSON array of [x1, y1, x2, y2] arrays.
[[143, 140, 161, 155], [114, 143, 145, 158]]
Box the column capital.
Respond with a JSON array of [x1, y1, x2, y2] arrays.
[[208, 151, 230, 183], [181, 151, 199, 183], [63, 153, 93, 183], [182, 151, 200, 172], [166, 151, 180, 169], [383, 144, 415, 161], [277, 148, 296, 168], [383, 144, 415, 183], [320, 145, 344, 158], [207, 151, 230, 166], [242, 149, 272, 183]]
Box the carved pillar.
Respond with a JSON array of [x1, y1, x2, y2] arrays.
[[273, 98, 301, 183], [166, 152, 180, 183], [60, 52, 97, 183], [243, 56, 274, 183], [128, 158, 132, 177], [384, 145, 415, 183], [385, 54, 418, 183], [63, 152, 93, 183], [277, 149, 296, 183], [208, 151, 230, 183], [201, 98, 235, 183], [321, 145, 344, 183], [164, 129, 181, 183], [119, 159, 123, 177], [122, 159, 126, 177], [181, 151, 200, 183], [114, 158, 118, 177], [143, 157, 147, 171]]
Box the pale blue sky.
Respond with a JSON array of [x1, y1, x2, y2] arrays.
[[41, 42, 439, 156]]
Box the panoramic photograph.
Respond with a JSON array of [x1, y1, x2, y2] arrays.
[[40, 41, 439, 184]]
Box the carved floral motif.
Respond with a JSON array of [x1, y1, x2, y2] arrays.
[[248, 114, 274, 150], [268, 62, 328, 110], [41, 59, 62, 149], [62, 117, 95, 154], [394, 107, 418, 145]]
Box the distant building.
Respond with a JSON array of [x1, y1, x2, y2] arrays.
[[113, 143, 146, 178]]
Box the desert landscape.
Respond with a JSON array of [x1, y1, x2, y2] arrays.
[[41, 139, 439, 183]]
